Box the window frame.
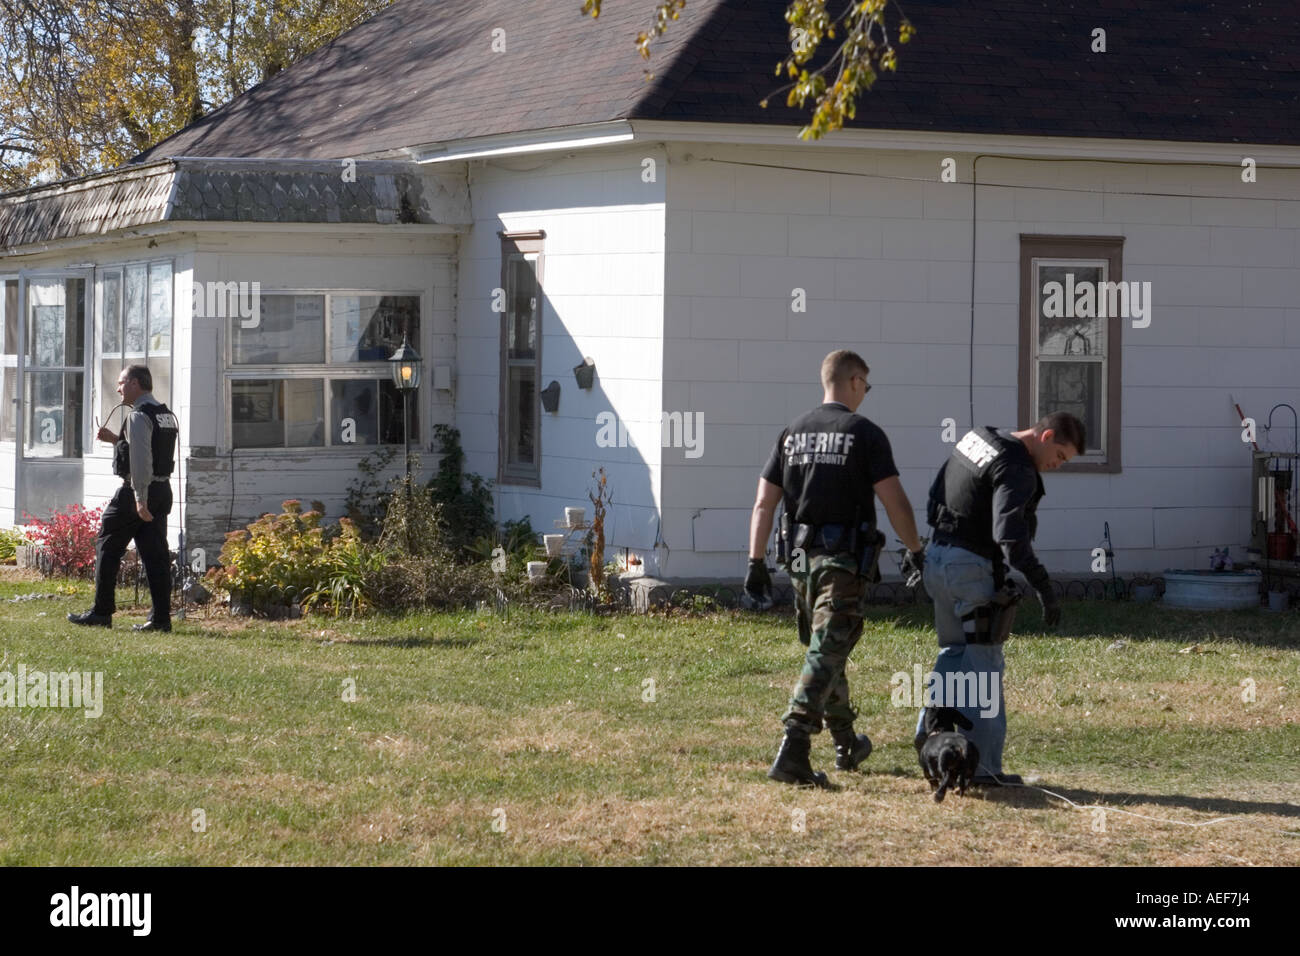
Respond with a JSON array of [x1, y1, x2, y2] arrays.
[[497, 230, 545, 487], [222, 288, 424, 454], [1018, 235, 1124, 474], [23, 272, 90, 460], [0, 277, 19, 445], [94, 259, 174, 458]]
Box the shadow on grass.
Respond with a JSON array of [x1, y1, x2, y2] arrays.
[[976, 783, 1300, 820], [866, 601, 1300, 652], [343, 635, 479, 649]]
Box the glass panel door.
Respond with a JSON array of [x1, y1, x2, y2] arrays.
[[16, 270, 91, 520]]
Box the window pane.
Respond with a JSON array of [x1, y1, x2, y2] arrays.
[[1038, 361, 1102, 454], [125, 265, 147, 354], [27, 282, 65, 367], [27, 278, 85, 367], [331, 379, 378, 445], [5, 279, 19, 357], [0, 367, 15, 442], [232, 379, 284, 448], [99, 358, 127, 435], [379, 379, 416, 445], [24, 371, 83, 457], [330, 295, 420, 363], [285, 379, 324, 447], [507, 257, 537, 360], [1036, 264, 1106, 356], [506, 365, 536, 466], [147, 356, 171, 409], [149, 262, 172, 354], [233, 295, 324, 365], [102, 272, 121, 354]]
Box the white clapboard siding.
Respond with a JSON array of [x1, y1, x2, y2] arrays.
[[457, 144, 668, 550], [658, 142, 1300, 577]]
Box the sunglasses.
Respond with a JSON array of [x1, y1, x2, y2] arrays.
[[852, 374, 872, 394]]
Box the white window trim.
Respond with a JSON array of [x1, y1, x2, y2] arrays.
[[93, 259, 175, 458], [222, 289, 425, 454]]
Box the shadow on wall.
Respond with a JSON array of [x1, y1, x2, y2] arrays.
[[486, 216, 661, 573]]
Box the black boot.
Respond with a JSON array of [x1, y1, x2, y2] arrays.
[[767, 732, 829, 788], [830, 727, 873, 771], [68, 609, 111, 628]]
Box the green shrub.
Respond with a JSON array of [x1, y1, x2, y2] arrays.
[[0, 527, 30, 565], [207, 500, 331, 612], [343, 446, 398, 541], [209, 500, 412, 617], [379, 476, 445, 556], [306, 519, 388, 618], [427, 424, 494, 557]]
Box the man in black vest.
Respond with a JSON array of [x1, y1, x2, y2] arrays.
[[69, 365, 179, 632], [746, 350, 926, 787], [916, 411, 1085, 785]]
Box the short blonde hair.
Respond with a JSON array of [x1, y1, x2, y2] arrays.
[[820, 349, 868, 388]]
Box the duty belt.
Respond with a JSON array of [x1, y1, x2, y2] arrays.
[[779, 517, 885, 581], [931, 530, 999, 562], [122, 476, 172, 485]]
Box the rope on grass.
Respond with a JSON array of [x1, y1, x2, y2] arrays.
[[977, 760, 1300, 836]]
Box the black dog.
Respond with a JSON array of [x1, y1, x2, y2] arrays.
[[917, 707, 979, 803]]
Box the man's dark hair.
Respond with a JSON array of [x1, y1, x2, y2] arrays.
[[125, 364, 152, 392], [820, 349, 869, 388], [1033, 411, 1086, 455]]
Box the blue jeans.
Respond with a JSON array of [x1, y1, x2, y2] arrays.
[[914, 541, 1006, 775]]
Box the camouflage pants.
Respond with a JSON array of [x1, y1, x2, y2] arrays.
[[782, 551, 868, 736]]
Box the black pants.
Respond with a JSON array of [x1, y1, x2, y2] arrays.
[[93, 482, 173, 622]]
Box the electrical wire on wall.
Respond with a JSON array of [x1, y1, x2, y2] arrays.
[[697, 153, 1300, 429]]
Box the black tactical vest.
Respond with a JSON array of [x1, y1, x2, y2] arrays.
[[927, 426, 1043, 559], [113, 402, 178, 479]]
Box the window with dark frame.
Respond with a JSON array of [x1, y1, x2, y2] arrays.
[[498, 230, 544, 486], [1019, 235, 1123, 473], [227, 292, 419, 450]]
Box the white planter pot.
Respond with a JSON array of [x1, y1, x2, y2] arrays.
[[544, 534, 565, 557], [564, 507, 585, 529], [527, 561, 548, 582]]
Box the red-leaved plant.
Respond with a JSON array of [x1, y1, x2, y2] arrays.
[[23, 504, 103, 577]]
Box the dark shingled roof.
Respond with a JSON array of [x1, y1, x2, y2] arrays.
[[0, 160, 468, 251], [134, 0, 1300, 162]]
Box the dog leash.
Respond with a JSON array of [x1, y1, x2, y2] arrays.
[[975, 760, 1300, 836]]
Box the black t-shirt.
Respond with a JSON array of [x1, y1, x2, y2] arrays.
[[761, 402, 899, 528]]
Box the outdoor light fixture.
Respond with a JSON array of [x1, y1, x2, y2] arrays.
[[540, 380, 561, 413], [389, 336, 422, 391], [387, 336, 423, 548]]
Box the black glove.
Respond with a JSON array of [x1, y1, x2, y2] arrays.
[[1036, 586, 1061, 629], [900, 549, 925, 588], [742, 558, 773, 610]]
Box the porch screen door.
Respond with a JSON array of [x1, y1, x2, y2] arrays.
[[17, 273, 90, 518]]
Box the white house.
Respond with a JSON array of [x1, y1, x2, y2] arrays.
[[2, 0, 1298, 580]]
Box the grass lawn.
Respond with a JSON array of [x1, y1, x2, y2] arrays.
[[0, 569, 1297, 865]]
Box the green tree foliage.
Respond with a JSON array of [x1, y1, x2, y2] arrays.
[[582, 0, 913, 142], [0, 0, 394, 189]]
